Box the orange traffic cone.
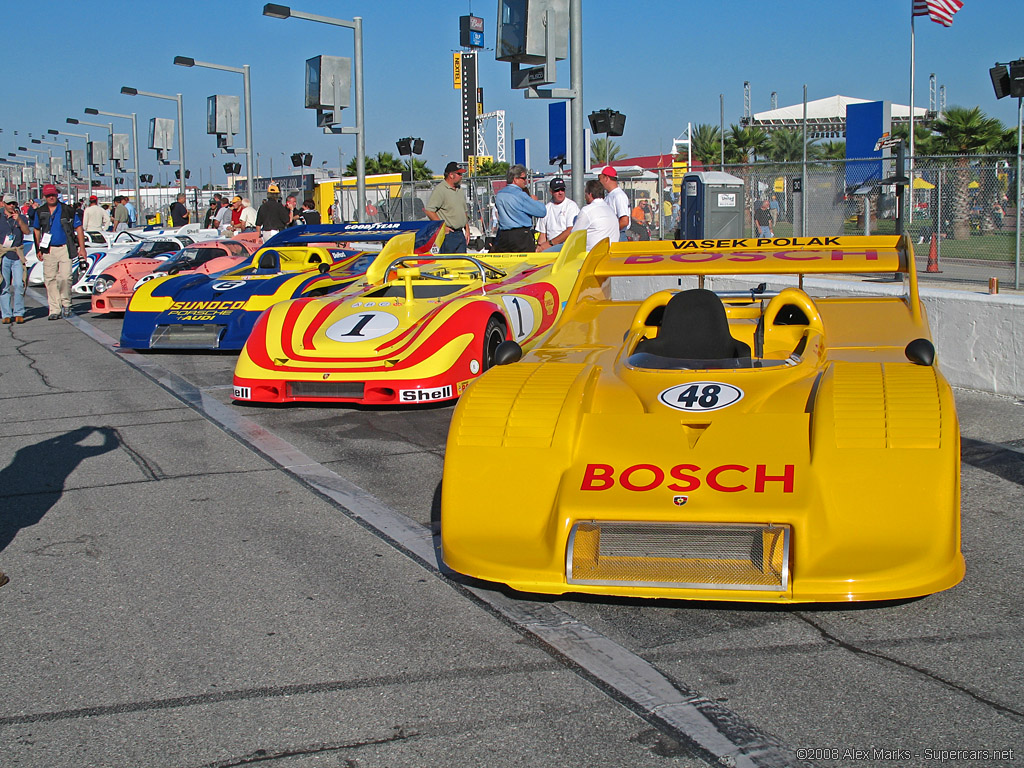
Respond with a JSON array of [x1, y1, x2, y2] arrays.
[[925, 233, 941, 273]]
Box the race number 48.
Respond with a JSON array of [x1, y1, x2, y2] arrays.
[[658, 382, 743, 412]]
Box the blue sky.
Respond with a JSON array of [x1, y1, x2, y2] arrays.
[[2, 0, 1016, 185]]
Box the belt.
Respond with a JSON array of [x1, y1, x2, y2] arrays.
[[499, 226, 532, 232]]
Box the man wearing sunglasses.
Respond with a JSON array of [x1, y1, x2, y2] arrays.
[[493, 164, 546, 252], [31, 184, 86, 320], [1, 194, 30, 324]]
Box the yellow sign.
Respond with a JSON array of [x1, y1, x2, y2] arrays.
[[468, 155, 493, 175], [453, 53, 462, 90], [774, 176, 785, 193], [671, 160, 687, 194]]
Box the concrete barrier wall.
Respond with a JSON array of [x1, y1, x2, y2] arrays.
[[611, 275, 1024, 398]]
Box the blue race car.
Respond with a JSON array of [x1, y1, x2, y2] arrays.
[[119, 221, 443, 350]]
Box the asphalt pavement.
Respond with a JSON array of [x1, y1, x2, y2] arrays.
[[2, 288, 1023, 768]]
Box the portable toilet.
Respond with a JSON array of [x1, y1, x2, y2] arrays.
[[680, 172, 744, 240]]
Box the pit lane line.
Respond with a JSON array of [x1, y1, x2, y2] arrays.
[[59, 300, 802, 768]]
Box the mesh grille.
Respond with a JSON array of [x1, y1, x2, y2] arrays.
[[567, 521, 789, 591], [150, 324, 225, 349], [287, 381, 365, 399]]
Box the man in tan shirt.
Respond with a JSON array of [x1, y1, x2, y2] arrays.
[[424, 162, 470, 253]]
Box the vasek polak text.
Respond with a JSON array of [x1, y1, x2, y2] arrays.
[[672, 236, 842, 250], [795, 747, 1015, 762]]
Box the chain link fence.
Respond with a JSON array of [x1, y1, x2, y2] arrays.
[[332, 155, 1022, 288], [722, 154, 1022, 287]]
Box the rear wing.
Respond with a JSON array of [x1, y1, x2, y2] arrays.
[[565, 234, 920, 317], [262, 220, 443, 250]]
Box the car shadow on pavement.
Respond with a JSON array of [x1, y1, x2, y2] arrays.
[[0, 426, 120, 554]]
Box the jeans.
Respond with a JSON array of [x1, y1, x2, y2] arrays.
[[0, 256, 25, 318], [438, 229, 467, 254], [758, 225, 772, 237]]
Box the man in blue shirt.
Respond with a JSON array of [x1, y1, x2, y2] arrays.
[[493, 164, 546, 252], [1, 194, 30, 324], [31, 184, 86, 320]]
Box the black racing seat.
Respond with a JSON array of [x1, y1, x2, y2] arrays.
[[254, 249, 281, 273], [634, 288, 751, 360]]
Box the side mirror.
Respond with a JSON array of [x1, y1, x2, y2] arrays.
[[905, 338, 935, 366], [494, 340, 523, 366], [318, 263, 330, 274]]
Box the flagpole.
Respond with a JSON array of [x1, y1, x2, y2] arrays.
[[909, 2, 916, 225]]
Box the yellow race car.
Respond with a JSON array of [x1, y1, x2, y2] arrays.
[[441, 235, 963, 603]]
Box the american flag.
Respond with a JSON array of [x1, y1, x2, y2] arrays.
[[912, 0, 964, 26]]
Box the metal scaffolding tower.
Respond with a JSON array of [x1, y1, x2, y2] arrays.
[[475, 110, 506, 162]]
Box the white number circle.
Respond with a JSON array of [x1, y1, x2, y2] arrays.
[[501, 295, 535, 342], [134, 273, 161, 289], [658, 382, 744, 412], [212, 280, 247, 291], [325, 311, 400, 343]]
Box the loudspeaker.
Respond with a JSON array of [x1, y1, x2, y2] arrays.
[[1010, 60, 1024, 99], [990, 65, 1011, 100]]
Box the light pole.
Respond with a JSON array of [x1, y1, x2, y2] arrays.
[[49, 128, 92, 199], [120, 86, 186, 194], [84, 107, 140, 213], [20, 146, 53, 199], [32, 138, 69, 194], [68, 117, 115, 199], [173, 56, 255, 205], [263, 3, 365, 222], [8, 153, 39, 197]]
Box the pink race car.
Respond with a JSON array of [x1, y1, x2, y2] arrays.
[[91, 235, 262, 314]]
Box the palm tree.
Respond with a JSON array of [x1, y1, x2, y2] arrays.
[[726, 124, 769, 164], [475, 160, 510, 178], [689, 124, 722, 169], [816, 140, 846, 160], [590, 137, 623, 166], [931, 106, 1004, 239], [344, 151, 407, 177], [766, 129, 807, 163]]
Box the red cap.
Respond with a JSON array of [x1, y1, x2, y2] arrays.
[[42, 183, 59, 197], [89, 195, 98, 202], [599, 166, 617, 178]]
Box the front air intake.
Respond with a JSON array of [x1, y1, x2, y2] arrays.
[[567, 521, 790, 591], [287, 381, 365, 399], [150, 324, 226, 349]]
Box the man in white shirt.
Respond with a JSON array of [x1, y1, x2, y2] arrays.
[[535, 177, 580, 251], [571, 180, 620, 251], [81, 195, 107, 232], [239, 198, 258, 229], [599, 166, 630, 233]]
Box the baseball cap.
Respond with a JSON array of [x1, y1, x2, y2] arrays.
[[267, 183, 280, 194], [2, 193, 17, 204], [549, 177, 566, 192], [231, 195, 243, 204], [444, 161, 466, 176], [89, 195, 98, 202], [599, 166, 617, 178], [42, 183, 59, 196]]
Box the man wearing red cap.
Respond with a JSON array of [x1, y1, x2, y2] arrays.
[[81, 195, 108, 232], [598, 166, 630, 234], [31, 184, 86, 320]]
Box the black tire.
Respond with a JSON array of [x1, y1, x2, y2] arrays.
[[482, 316, 506, 371]]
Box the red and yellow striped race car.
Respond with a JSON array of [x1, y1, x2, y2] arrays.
[[232, 231, 590, 405]]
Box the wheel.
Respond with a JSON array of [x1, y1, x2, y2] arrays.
[[482, 316, 506, 371]]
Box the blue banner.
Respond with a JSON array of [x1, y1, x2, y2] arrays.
[[845, 101, 891, 190], [548, 101, 567, 165]]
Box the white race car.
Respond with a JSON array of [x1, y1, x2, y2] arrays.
[[27, 229, 146, 287], [71, 235, 195, 295]]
